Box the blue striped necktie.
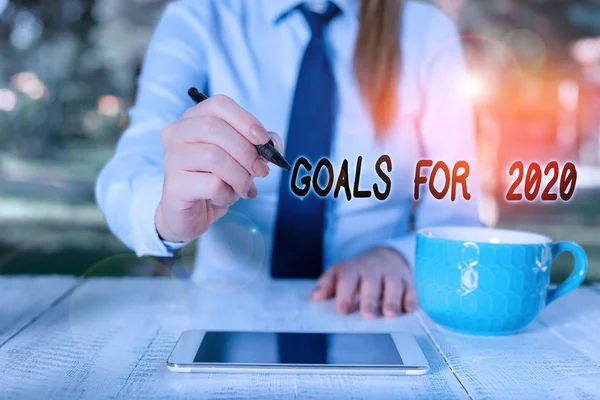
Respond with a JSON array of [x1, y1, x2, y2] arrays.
[[271, 1, 340, 364]]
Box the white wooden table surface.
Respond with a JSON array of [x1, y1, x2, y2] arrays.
[[1, 276, 600, 399]]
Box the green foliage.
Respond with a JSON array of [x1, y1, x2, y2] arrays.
[[0, 0, 168, 156]]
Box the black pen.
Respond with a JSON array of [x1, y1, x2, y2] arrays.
[[187, 88, 291, 171]]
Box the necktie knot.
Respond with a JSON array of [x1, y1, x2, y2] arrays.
[[299, 2, 340, 36]]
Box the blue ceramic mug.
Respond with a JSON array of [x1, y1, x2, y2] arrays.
[[416, 227, 587, 336]]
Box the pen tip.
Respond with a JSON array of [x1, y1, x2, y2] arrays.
[[271, 152, 292, 171], [188, 87, 199, 97]]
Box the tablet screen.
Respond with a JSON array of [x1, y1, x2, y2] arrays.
[[193, 332, 404, 365]]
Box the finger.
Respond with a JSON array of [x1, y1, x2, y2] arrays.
[[181, 94, 271, 145], [351, 291, 360, 313], [253, 158, 270, 178], [382, 275, 404, 319], [312, 266, 337, 301], [402, 276, 418, 314], [359, 271, 383, 320], [167, 170, 236, 207], [167, 143, 258, 199], [220, 193, 241, 208], [163, 117, 265, 177], [257, 131, 284, 166], [335, 268, 360, 315]]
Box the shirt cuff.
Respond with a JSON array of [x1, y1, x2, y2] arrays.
[[130, 174, 183, 257], [162, 240, 188, 253], [379, 234, 417, 271]]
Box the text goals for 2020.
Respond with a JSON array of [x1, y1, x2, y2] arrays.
[[288, 157, 578, 202]]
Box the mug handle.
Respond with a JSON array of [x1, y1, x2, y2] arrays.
[[546, 242, 588, 305]]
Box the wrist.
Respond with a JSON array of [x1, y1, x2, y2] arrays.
[[155, 202, 179, 243], [373, 246, 409, 268]]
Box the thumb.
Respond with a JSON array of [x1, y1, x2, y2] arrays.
[[312, 266, 337, 301], [267, 131, 285, 154]]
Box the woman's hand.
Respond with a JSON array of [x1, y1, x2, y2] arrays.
[[311, 247, 417, 319], [155, 94, 282, 243]]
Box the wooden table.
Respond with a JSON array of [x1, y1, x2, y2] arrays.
[[1, 276, 600, 399]]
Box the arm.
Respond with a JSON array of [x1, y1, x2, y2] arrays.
[[96, 1, 274, 258], [95, 2, 209, 257], [382, 10, 482, 269]]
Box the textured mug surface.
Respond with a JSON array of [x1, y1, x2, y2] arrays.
[[416, 227, 587, 336]]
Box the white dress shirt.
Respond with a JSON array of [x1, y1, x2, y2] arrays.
[[95, 0, 482, 283]]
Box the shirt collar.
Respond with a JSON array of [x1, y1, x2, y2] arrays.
[[262, 0, 358, 24]]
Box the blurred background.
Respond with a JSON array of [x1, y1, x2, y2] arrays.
[[0, 0, 599, 280]]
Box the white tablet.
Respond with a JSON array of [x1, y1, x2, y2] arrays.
[[167, 331, 429, 375]]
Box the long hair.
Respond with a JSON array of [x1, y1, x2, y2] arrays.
[[354, 0, 404, 135]]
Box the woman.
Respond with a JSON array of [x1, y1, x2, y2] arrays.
[[96, 0, 481, 320]]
